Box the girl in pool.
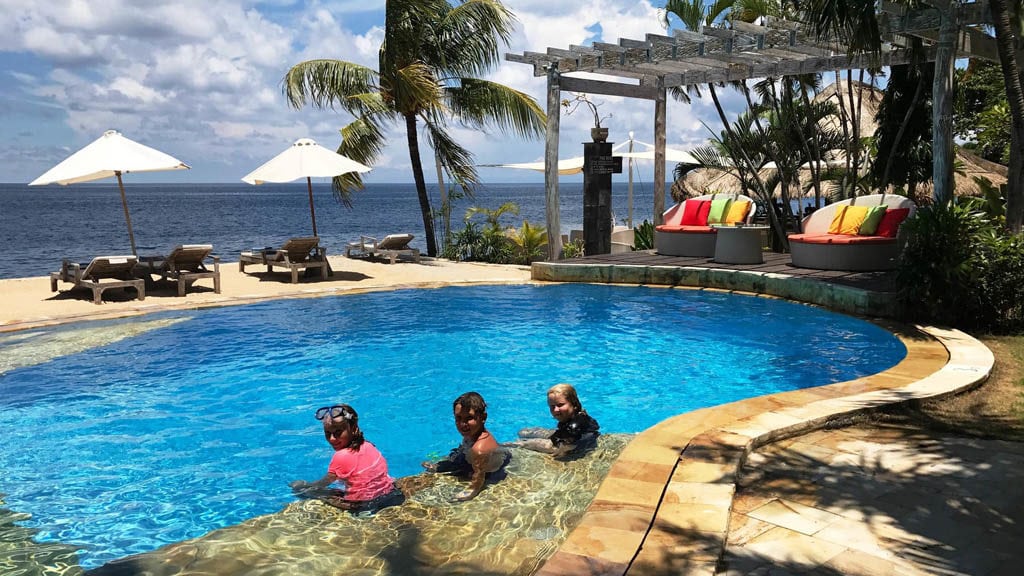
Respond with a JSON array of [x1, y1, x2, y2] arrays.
[[290, 403, 405, 513], [422, 391, 511, 501], [510, 383, 600, 457]]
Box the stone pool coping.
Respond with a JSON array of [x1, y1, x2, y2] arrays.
[[534, 320, 993, 576]]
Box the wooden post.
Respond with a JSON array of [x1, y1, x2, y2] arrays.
[[932, 1, 960, 205], [654, 78, 667, 224], [545, 65, 563, 260]]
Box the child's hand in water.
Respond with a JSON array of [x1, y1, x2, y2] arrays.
[[453, 488, 475, 501], [421, 461, 438, 472], [289, 480, 310, 494]]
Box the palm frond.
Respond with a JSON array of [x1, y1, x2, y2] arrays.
[[330, 115, 389, 206], [432, 0, 516, 78], [445, 78, 546, 138], [283, 60, 377, 112], [392, 62, 444, 114], [423, 119, 480, 194]]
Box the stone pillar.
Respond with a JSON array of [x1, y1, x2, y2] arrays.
[[583, 140, 618, 255]]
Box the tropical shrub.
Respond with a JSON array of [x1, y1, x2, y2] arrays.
[[507, 220, 548, 264], [633, 220, 654, 250], [561, 238, 585, 258], [442, 221, 515, 264], [897, 201, 1024, 331]]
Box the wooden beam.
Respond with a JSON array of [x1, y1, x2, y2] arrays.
[[559, 75, 659, 100]]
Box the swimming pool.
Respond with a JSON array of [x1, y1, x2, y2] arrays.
[[0, 284, 906, 569]]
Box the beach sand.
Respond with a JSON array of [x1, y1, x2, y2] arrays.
[[0, 256, 533, 331]]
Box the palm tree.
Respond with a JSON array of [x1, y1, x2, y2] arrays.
[[987, 0, 1024, 232], [284, 0, 546, 256]]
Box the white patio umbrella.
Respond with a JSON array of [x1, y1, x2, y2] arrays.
[[242, 138, 371, 237], [29, 129, 190, 256]]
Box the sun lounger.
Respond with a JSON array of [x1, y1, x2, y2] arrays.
[[346, 234, 421, 264], [239, 236, 330, 283], [138, 244, 221, 296], [50, 255, 145, 304]]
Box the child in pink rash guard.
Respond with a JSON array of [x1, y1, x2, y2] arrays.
[[290, 403, 404, 513]]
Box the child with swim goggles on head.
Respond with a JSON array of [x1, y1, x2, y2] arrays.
[[510, 383, 600, 457], [291, 403, 405, 513], [422, 391, 511, 501]]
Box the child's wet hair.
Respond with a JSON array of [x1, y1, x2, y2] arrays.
[[324, 403, 366, 449], [453, 391, 487, 418], [548, 383, 584, 413]]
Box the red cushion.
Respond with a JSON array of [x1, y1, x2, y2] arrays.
[[696, 200, 712, 226], [875, 208, 910, 238], [680, 199, 707, 226], [788, 233, 896, 245]]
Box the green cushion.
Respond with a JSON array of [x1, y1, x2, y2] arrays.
[[708, 198, 732, 224], [858, 205, 888, 235]]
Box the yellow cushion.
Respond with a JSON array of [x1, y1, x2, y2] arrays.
[[723, 200, 751, 224], [827, 205, 869, 235]]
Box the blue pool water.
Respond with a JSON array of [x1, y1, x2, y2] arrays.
[[0, 284, 907, 569]]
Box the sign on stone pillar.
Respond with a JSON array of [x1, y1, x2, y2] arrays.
[[583, 141, 622, 255]]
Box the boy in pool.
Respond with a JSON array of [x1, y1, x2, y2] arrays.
[[509, 383, 600, 457], [291, 403, 405, 514], [422, 391, 511, 501]]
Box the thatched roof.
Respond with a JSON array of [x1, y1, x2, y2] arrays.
[[677, 81, 1008, 201]]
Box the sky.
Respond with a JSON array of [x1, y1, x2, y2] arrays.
[[0, 0, 745, 184]]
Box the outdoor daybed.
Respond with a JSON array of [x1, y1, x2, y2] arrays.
[[655, 193, 757, 257], [788, 193, 916, 271]]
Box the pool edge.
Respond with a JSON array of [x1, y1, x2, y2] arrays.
[[533, 323, 992, 576]]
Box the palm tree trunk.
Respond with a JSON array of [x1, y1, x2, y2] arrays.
[[989, 0, 1024, 233], [405, 113, 438, 256]]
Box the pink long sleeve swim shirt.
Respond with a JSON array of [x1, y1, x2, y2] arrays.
[[327, 440, 396, 501]]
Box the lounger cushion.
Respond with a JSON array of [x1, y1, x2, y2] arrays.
[[875, 208, 911, 237], [858, 205, 888, 235], [680, 199, 709, 226], [655, 225, 715, 234], [827, 205, 869, 235], [723, 200, 751, 225], [697, 199, 712, 225], [708, 198, 731, 224], [788, 233, 895, 245]]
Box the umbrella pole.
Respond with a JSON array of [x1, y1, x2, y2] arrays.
[[116, 171, 138, 256], [307, 176, 318, 237]]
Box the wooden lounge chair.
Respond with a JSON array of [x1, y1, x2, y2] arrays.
[[239, 236, 330, 283], [138, 244, 221, 296], [50, 255, 145, 304], [346, 233, 421, 264]]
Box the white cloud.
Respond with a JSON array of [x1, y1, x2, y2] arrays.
[[0, 0, 721, 183]]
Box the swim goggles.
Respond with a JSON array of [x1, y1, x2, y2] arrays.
[[315, 405, 354, 421]]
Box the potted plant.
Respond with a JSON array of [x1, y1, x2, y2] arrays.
[[562, 93, 611, 142]]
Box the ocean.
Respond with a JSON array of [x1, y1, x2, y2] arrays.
[[0, 182, 669, 280]]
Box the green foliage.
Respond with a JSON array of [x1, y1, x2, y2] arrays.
[[441, 221, 516, 264], [561, 238, 586, 258], [633, 220, 655, 250], [897, 202, 1024, 332], [954, 60, 1012, 164], [507, 220, 548, 263]]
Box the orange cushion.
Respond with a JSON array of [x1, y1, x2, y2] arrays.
[[723, 200, 751, 225], [827, 205, 869, 235], [657, 225, 715, 234]]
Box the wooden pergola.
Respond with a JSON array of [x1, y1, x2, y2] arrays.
[[506, 1, 999, 259]]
